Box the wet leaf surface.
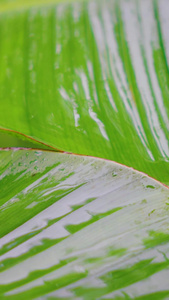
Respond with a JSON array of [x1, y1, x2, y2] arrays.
[[0, 150, 169, 299]]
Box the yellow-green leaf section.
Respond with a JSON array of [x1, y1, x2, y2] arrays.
[[0, 149, 169, 299], [0, 0, 169, 184]]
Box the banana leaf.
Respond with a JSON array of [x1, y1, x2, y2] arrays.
[[1, 0, 169, 298], [0, 0, 168, 183], [0, 149, 169, 299]]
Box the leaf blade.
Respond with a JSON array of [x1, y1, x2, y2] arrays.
[[0, 149, 169, 298], [0, 0, 169, 184]]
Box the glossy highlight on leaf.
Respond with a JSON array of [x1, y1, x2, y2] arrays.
[[0, 0, 168, 184], [0, 149, 169, 299]]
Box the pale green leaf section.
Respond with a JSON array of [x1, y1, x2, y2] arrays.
[[0, 150, 169, 299], [0, 0, 169, 184], [0, 0, 85, 14]]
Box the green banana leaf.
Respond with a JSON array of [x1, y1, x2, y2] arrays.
[[0, 149, 169, 299], [0, 0, 169, 183], [1, 0, 169, 298]]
